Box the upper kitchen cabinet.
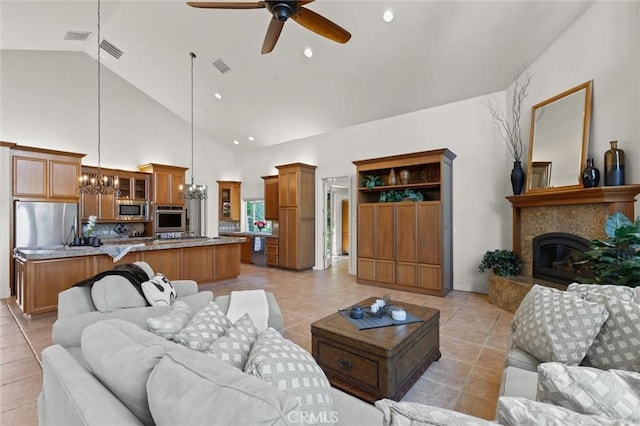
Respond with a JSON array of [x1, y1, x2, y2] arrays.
[[262, 175, 279, 221], [138, 163, 187, 207], [11, 146, 84, 202], [80, 166, 116, 221], [116, 171, 150, 201], [217, 181, 241, 221], [277, 163, 315, 208]]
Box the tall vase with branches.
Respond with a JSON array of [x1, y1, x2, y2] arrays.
[[486, 66, 531, 195]]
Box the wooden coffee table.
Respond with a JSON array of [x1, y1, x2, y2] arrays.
[[311, 297, 440, 403]]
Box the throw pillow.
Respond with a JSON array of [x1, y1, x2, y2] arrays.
[[511, 285, 608, 364], [81, 318, 188, 426], [537, 362, 640, 422], [206, 313, 260, 369], [245, 328, 334, 425], [582, 293, 640, 371], [91, 275, 147, 313], [497, 397, 637, 426], [567, 283, 637, 303], [141, 273, 176, 307], [375, 399, 495, 425], [147, 349, 301, 426], [173, 301, 232, 351], [147, 301, 196, 339]]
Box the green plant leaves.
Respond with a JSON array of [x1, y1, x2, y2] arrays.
[[378, 189, 424, 203], [478, 249, 521, 277]]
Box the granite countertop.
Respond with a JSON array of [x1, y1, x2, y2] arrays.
[[220, 232, 278, 238], [14, 236, 247, 261]]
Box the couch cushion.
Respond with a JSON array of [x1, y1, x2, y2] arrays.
[[567, 283, 637, 303], [206, 313, 259, 369], [147, 301, 196, 340], [497, 397, 637, 426], [173, 301, 232, 351], [81, 319, 187, 426], [245, 328, 334, 425], [141, 273, 176, 307], [511, 284, 608, 364], [375, 399, 495, 425], [499, 366, 537, 400], [91, 275, 148, 313], [537, 362, 640, 422], [582, 293, 640, 371], [146, 349, 300, 426]]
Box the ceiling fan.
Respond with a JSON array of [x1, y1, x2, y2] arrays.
[[186, 1, 351, 54]]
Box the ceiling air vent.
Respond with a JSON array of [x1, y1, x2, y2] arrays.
[[64, 31, 91, 41], [100, 39, 124, 59], [212, 58, 231, 74]]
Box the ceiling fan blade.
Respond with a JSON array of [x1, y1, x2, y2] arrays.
[[186, 2, 264, 9], [262, 17, 285, 54], [292, 6, 351, 44]]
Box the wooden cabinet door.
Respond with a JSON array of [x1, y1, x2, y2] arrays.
[[13, 156, 47, 197], [357, 204, 375, 259], [418, 264, 442, 291], [375, 204, 395, 260], [214, 244, 241, 280], [396, 203, 417, 262], [241, 237, 253, 263], [278, 207, 298, 268], [81, 193, 98, 220], [417, 203, 441, 264], [278, 207, 289, 267], [278, 171, 297, 207], [100, 193, 116, 221], [170, 171, 185, 205], [263, 177, 279, 221], [154, 171, 171, 205], [49, 160, 79, 199], [375, 260, 395, 284]]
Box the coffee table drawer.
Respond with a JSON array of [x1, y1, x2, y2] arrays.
[[317, 342, 378, 388]]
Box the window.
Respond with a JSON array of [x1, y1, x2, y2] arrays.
[[246, 200, 272, 233]]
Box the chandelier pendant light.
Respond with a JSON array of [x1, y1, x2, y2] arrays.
[[78, 0, 119, 197], [180, 52, 207, 201]]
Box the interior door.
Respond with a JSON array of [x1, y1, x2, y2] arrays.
[[323, 179, 333, 269]]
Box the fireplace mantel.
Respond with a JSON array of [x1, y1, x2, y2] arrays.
[[506, 184, 640, 256]]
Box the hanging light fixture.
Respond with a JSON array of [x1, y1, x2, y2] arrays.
[[179, 52, 207, 201], [78, 0, 119, 197]]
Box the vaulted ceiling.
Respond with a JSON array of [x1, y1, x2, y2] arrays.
[[1, 1, 593, 151]]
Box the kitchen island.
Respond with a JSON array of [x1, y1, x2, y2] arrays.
[[14, 237, 245, 316], [220, 232, 279, 266]]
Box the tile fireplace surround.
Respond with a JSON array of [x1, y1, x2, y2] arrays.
[[489, 185, 640, 312]]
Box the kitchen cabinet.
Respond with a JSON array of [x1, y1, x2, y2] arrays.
[[138, 163, 187, 207], [79, 166, 117, 221], [353, 149, 455, 296], [241, 237, 253, 263], [266, 237, 279, 266], [262, 175, 279, 221], [11, 146, 84, 201], [116, 171, 150, 201], [276, 163, 316, 270], [217, 181, 241, 221]]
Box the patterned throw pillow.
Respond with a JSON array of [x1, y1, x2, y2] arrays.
[[582, 293, 640, 371], [245, 328, 334, 425], [206, 313, 259, 369], [567, 283, 637, 303], [537, 362, 640, 422], [511, 285, 609, 364], [497, 397, 636, 426], [375, 399, 495, 425], [173, 301, 232, 351], [141, 273, 176, 307], [147, 301, 196, 339]]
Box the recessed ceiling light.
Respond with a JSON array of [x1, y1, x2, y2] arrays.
[[303, 48, 313, 58], [248, 136, 255, 141], [214, 92, 223, 100], [383, 9, 394, 23], [233, 140, 239, 145]]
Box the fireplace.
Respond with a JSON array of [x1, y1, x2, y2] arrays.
[[532, 232, 591, 285]]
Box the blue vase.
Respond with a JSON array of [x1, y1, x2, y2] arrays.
[[581, 158, 600, 188], [511, 161, 525, 195]]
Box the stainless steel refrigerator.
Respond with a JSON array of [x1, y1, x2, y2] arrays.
[[14, 201, 78, 248]]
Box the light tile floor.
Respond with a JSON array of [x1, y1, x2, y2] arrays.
[[0, 258, 513, 424]]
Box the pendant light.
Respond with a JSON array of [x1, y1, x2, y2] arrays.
[[78, 0, 119, 197], [180, 52, 207, 200]]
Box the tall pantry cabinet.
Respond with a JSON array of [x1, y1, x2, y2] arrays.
[[353, 149, 455, 296], [277, 163, 316, 270]]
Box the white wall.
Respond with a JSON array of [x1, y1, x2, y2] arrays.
[[0, 49, 237, 237]]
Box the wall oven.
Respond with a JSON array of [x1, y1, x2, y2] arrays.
[[155, 206, 186, 233], [116, 200, 148, 221]]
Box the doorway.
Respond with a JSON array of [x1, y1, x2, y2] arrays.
[[322, 176, 350, 270]]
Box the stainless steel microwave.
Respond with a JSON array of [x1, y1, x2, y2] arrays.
[[155, 206, 185, 233], [116, 200, 148, 221]]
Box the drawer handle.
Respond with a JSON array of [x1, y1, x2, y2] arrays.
[[338, 359, 353, 371]]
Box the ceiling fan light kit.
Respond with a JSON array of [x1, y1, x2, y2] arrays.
[[186, 0, 351, 54]]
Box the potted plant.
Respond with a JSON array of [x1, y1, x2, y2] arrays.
[[576, 212, 640, 287], [478, 249, 522, 277], [362, 175, 383, 190]]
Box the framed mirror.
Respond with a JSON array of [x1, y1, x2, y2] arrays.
[[526, 80, 593, 192]]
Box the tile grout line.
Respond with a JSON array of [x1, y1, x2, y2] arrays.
[[3, 299, 44, 369]]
